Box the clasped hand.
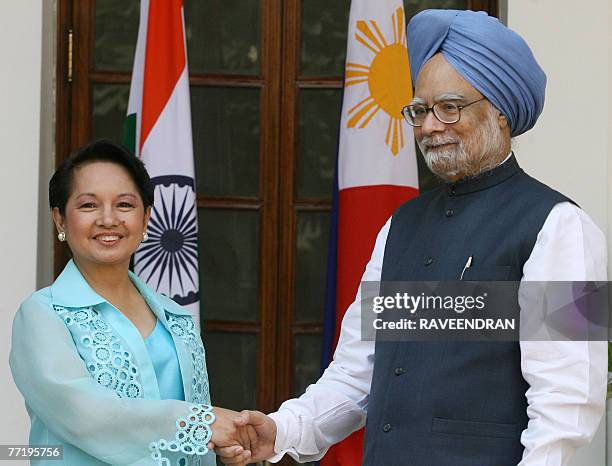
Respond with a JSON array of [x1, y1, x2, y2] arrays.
[[209, 407, 277, 465]]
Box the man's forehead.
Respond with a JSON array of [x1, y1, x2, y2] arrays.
[[413, 53, 478, 102]]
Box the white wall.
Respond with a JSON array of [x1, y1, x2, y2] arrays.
[[508, 1, 610, 465], [0, 1, 49, 463], [509, 1, 609, 233]]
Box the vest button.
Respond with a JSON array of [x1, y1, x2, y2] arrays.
[[382, 423, 392, 433], [445, 209, 454, 217], [424, 257, 434, 266], [394, 367, 405, 376], [450, 185, 456, 196]]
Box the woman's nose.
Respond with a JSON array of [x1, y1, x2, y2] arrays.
[[98, 206, 120, 226]]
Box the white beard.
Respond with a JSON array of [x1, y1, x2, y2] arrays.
[[418, 108, 507, 181]]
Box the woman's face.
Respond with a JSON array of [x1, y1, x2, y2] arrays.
[[52, 161, 151, 270]]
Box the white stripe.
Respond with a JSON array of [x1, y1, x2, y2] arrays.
[[338, 0, 418, 190], [139, 68, 194, 178]]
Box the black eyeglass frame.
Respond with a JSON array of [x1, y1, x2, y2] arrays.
[[401, 97, 487, 126]]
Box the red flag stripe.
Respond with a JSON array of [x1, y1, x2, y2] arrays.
[[323, 429, 365, 466], [335, 184, 418, 346], [321, 184, 418, 466], [140, 0, 186, 151]]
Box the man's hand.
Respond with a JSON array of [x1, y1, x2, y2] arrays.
[[208, 407, 258, 460], [212, 410, 277, 465]]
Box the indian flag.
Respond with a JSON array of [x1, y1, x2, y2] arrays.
[[124, 0, 200, 325], [321, 0, 418, 464]]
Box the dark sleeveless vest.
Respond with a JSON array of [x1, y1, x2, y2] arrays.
[[362, 156, 571, 466]]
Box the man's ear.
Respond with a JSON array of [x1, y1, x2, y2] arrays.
[[498, 112, 509, 130], [52, 207, 65, 234]]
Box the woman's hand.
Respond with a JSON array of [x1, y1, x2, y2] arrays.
[[208, 407, 259, 460], [212, 410, 277, 465]]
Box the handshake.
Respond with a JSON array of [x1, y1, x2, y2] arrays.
[[209, 408, 278, 465]]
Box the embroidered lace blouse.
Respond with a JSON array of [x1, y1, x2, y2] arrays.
[[10, 259, 216, 466]]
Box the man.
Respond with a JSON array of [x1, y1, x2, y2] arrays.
[[213, 9, 607, 466]]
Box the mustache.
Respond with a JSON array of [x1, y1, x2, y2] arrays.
[[419, 135, 461, 149]]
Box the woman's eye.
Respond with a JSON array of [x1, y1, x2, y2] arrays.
[[79, 202, 96, 209], [118, 202, 134, 208]]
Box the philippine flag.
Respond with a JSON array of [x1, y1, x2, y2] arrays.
[[320, 1, 419, 464]]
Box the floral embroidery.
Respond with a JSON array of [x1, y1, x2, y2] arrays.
[[150, 404, 215, 465], [53, 304, 212, 464], [53, 305, 143, 399], [165, 312, 210, 404]]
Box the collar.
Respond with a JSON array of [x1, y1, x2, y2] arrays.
[[446, 152, 521, 196], [50, 259, 106, 307], [50, 259, 190, 316], [128, 269, 191, 316]]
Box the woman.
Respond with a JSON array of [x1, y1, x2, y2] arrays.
[[10, 140, 251, 465]]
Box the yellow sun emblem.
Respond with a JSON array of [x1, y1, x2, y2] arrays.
[[345, 7, 413, 156]]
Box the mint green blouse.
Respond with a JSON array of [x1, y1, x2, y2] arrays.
[[10, 259, 216, 465], [145, 319, 185, 401]]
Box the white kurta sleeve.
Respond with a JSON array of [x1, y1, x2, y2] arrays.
[[9, 294, 215, 465], [519, 202, 608, 465], [267, 218, 391, 463]]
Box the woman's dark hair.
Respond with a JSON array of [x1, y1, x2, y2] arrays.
[[49, 139, 154, 214]]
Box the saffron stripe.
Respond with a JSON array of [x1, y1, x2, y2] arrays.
[[140, 0, 185, 151]]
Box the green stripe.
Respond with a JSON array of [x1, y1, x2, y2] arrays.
[[123, 113, 137, 155]]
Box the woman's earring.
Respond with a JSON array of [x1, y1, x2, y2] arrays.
[[57, 231, 66, 242], [142, 232, 149, 242]]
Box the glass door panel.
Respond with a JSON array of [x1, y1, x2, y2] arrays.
[[294, 212, 331, 323], [296, 89, 342, 198], [204, 331, 258, 410], [198, 209, 260, 322], [294, 334, 323, 396], [191, 87, 261, 197], [300, 0, 350, 76], [94, 0, 139, 71], [184, 0, 261, 75], [92, 84, 130, 141]]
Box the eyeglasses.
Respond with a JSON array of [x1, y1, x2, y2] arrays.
[[401, 97, 486, 127]]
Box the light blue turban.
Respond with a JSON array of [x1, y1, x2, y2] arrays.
[[407, 10, 546, 137]]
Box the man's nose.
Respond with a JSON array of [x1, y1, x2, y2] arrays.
[[420, 110, 446, 136]]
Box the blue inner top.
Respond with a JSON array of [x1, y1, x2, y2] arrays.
[[145, 319, 185, 400]]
